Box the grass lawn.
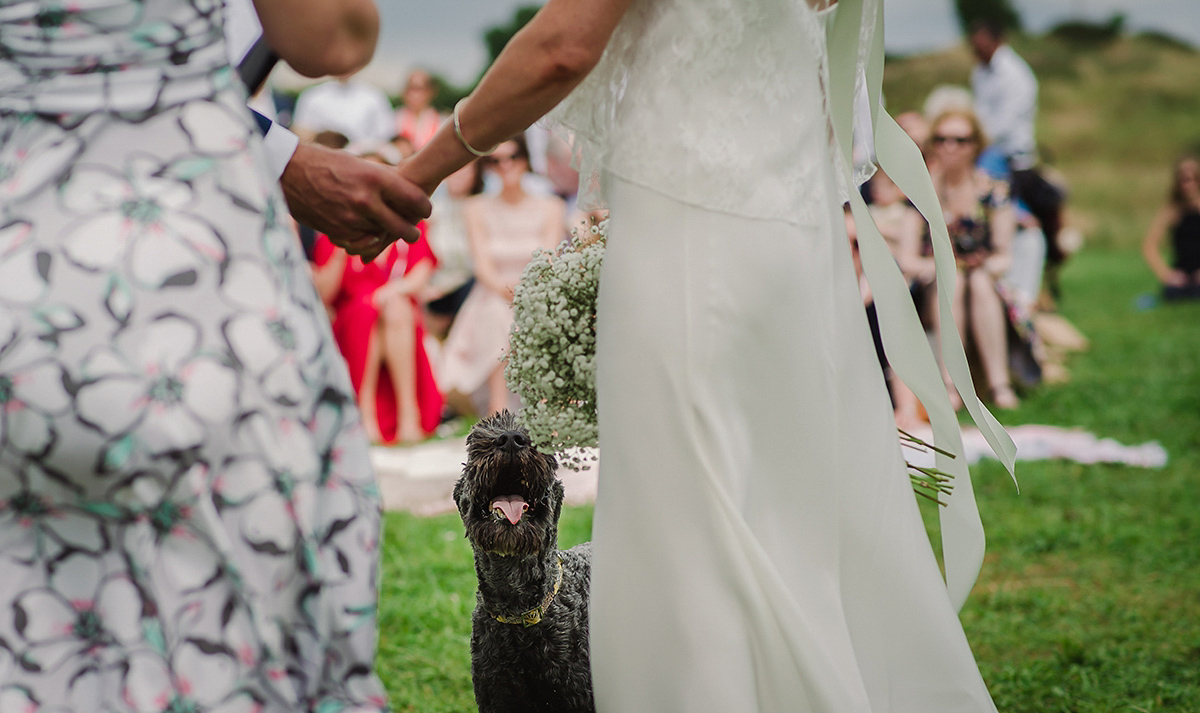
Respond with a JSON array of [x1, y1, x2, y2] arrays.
[[376, 248, 1200, 712]]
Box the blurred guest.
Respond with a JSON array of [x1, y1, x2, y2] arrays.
[[394, 69, 442, 150], [868, 169, 934, 290], [440, 137, 565, 416], [846, 207, 923, 429], [969, 18, 1065, 272], [1143, 154, 1200, 301], [424, 161, 486, 340], [545, 130, 581, 203], [895, 110, 931, 156], [978, 144, 1046, 311], [292, 72, 395, 144], [313, 226, 441, 444], [928, 109, 1019, 409], [923, 84, 974, 124]]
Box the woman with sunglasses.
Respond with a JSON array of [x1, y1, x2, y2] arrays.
[[1142, 154, 1200, 301], [928, 109, 1020, 409], [439, 136, 565, 416]]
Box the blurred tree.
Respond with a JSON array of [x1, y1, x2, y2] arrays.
[[484, 6, 543, 65], [426, 72, 471, 113], [397, 6, 544, 112], [954, 0, 1022, 35]]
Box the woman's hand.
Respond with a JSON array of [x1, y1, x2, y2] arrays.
[[1164, 269, 1190, 288], [372, 282, 404, 308]]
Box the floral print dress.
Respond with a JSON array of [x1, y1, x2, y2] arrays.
[[0, 1, 388, 711]]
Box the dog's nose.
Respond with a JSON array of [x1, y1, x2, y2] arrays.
[[496, 430, 530, 453]]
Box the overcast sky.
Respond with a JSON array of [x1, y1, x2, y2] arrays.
[[318, 0, 1200, 90]]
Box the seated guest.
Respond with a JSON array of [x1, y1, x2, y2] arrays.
[[978, 145, 1047, 312], [845, 207, 923, 429], [1143, 153, 1200, 301], [313, 226, 442, 444], [423, 160, 486, 341], [927, 109, 1020, 409], [867, 169, 935, 290], [440, 137, 565, 417]]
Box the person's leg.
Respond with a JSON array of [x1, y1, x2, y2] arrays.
[[484, 361, 510, 417], [946, 268, 969, 410], [967, 269, 1018, 409], [381, 296, 423, 443], [1011, 169, 1064, 262], [357, 324, 386, 443]]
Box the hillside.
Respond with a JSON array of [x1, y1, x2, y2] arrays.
[[882, 35, 1200, 251]]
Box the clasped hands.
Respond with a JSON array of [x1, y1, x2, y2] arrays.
[[281, 142, 432, 259]]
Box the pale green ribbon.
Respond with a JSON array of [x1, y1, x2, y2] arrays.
[[828, 0, 1018, 611]]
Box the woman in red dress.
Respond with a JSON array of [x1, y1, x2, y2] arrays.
[[314, 227, 442, 443]]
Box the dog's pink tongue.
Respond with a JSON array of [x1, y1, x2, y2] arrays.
[[491, 496, 528, 525]]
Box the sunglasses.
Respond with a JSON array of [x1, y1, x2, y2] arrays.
[[933, 134, 976, 146]]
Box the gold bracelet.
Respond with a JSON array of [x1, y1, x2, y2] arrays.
[[453, 99, 497, 157]]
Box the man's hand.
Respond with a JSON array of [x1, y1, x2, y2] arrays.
[[281, 143, 432, 255]]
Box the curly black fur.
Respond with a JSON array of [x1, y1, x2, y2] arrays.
[[453, 411, 595, 713]]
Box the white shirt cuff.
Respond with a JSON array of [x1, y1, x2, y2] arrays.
[[262, 123, 300, 180]]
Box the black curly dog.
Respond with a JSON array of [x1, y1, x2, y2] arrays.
[[453, 411, 594, 713]]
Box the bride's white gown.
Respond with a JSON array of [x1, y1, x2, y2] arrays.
[[550, 0, 1015, 711]]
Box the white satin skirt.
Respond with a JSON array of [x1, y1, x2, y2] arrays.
[[590, 175, 997, 712]]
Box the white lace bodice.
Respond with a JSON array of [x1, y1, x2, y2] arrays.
[[549, 0, 857, 225]]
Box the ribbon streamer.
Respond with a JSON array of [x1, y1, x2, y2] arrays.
[[828, 0, 1017, 611]]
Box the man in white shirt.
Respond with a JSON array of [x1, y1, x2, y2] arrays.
[[292, 75, 397, 144], [969, 18, 1065, 269]]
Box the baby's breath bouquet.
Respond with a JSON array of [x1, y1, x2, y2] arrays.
[[506, 218, 607, 466]]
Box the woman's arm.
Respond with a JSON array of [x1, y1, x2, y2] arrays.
[[983, 202, 1016, 278], [311, 247, 347, 305], [981, 178, 1016, 277], [401, 0, 636, 196], [1142, 205, 1186, 286], [894, 206, 933, 284], [252, 0, 379, 77], [375, 259, 435, 306]]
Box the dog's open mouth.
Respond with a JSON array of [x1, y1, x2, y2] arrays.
[[486, 460, 536, 525]]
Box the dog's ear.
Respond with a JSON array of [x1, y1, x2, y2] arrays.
[[452, 474, 470, 518]]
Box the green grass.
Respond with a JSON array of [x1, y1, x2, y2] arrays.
[[948, 249, 1200, 712]]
